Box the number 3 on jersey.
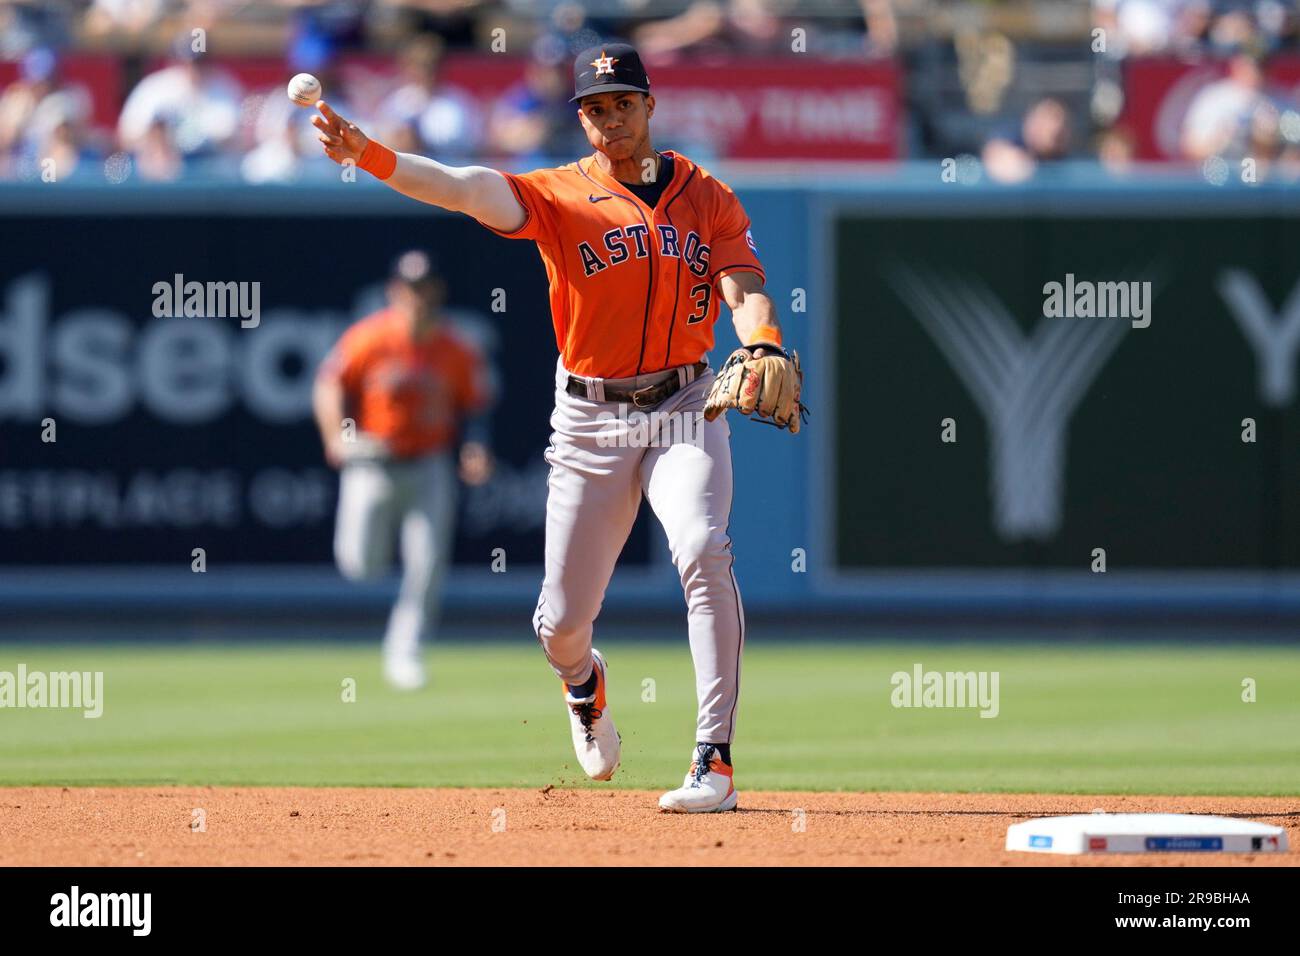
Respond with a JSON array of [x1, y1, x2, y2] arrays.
[[686, 282, 712, 325]]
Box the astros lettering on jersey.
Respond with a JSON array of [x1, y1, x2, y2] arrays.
[[480, 150, 764, 379]]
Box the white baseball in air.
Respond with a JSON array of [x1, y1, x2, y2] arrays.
[[287, 73, 322, 108]]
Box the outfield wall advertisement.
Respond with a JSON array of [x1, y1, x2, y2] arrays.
[[0, 191, 657, 582], [828, 196, 1300, 581]]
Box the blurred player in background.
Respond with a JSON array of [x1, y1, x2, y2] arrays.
[[313, 250, 494, 689]]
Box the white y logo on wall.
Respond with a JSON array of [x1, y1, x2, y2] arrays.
[[1217, 270, 1300, 407], [888, 265, 1128, 541]]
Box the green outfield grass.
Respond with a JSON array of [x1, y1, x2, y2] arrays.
[[0, 641, 1297, 794]]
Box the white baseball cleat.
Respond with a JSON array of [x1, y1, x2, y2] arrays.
[[564, 648, 620, 781], [658, 744, 738, 813], [383, 648, 427, 691]]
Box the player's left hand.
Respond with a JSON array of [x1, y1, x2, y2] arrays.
[[459, 441, 494, 486], [704, 345, 805, 434]]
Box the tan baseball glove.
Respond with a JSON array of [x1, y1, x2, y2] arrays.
[[703, 344, 806, 434]]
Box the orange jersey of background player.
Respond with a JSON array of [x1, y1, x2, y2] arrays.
[[319, 308, 490, 458], [482, 150, 764, 379]]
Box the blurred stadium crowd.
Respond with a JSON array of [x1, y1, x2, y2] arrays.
[[1, 0, 1299, 183]]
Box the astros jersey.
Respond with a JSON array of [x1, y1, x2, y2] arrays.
[[482, 150, 764, 379], [319, 309, 490, 458]]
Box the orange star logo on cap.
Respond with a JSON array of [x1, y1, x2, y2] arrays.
[[590, 50, 619, 77]]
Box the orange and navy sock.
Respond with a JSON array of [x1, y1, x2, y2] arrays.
[[699, 742, 731, 766], [566, 668, 599, 699]]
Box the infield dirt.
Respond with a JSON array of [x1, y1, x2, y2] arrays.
[[1, 788, 1296, 866]]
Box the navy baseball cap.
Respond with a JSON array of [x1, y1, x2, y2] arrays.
[[570, 42, 650, 103]]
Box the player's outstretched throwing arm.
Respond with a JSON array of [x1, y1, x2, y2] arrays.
[[312, 101, 525, 233]]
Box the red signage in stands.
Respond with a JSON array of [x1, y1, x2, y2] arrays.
[[1122, 56, 1300, 160]]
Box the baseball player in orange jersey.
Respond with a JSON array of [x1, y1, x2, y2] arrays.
[[313, 41, 804, 811], [314, 250, 494, 690]]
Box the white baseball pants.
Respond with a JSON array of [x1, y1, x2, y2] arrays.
[[334, 450, 457, 660], [533, 359, 745, 744]]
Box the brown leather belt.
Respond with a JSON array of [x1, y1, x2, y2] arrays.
[[566, 362, 708, 408]]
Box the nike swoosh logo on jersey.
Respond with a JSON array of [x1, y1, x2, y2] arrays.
[[588, 194, 611, 202]]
